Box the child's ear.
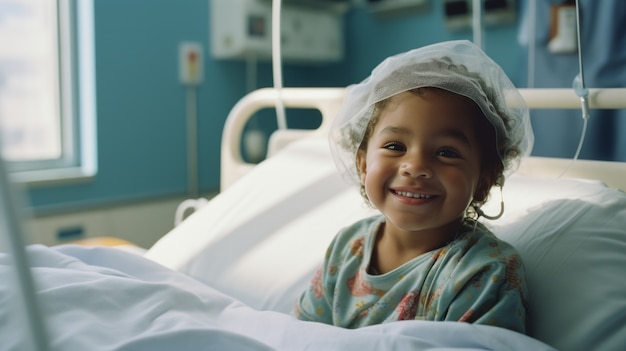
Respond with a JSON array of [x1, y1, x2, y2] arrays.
[[474, 173, 494, 203], [356, 149, 367, 184]]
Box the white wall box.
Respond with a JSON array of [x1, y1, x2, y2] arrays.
[[210, 0, 345, 63], [443, 0, 517, 31], [365, 0, 429, 17]]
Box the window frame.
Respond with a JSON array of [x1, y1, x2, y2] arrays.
[[4, 0, 96, 186]]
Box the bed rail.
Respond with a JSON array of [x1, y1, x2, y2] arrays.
[[220, 88, 344, 191], [221, 87, 626, 191]]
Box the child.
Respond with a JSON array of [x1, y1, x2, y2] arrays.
[[294, 40, 534, 334]]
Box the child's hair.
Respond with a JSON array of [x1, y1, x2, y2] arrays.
[[329, 40, 534, 218]]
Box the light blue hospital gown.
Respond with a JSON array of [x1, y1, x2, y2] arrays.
[[295, 215, 528, 334]]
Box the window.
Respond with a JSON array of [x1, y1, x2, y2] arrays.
[[0, 0, 96, 185]]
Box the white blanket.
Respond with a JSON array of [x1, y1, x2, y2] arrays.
[[0, 245, 555, 351]]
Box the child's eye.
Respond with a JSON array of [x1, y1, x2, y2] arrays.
[[383, 142, 406, 152], [437, 148, 461, 158]]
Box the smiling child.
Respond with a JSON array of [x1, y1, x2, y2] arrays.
[[295, 40, 534, 334]]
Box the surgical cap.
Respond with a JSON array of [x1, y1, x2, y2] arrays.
[[329, 40, 534, 185]]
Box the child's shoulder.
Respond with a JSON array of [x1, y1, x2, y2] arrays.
[[438, 225, 526, 290], [334, 214, 384, 241], [326, 215, 384, 258], [455, 223, 523, 264]]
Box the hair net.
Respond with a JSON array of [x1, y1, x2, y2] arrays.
[[329, 40, 534, 186]]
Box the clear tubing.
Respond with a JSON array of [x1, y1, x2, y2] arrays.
[[561, 0, 589, 177], [559, 114, 588, 177], [574, 0, 586, 96], [272, 0, 287, 130], [573, 0, 590, 120]]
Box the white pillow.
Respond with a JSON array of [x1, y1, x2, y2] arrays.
[[494, 181, 626, 351]]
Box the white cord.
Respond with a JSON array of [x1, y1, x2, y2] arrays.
[[472, 0, 483, 49], [272, 0, 287, 130]]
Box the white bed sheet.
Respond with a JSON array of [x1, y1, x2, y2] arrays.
[[0, 244, 554, 351], [147, 136, 378, 312]]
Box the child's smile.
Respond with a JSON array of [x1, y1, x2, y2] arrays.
[[391, 189, 435, 200]]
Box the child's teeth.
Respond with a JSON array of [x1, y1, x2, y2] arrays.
[[397, 191, 431, 199]]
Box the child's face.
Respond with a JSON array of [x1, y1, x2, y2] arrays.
[[356, 90, 483, 239]]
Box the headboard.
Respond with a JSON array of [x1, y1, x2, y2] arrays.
[[220, 87, 626, 191]]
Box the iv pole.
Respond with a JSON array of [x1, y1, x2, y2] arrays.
[[0, 154, 50, 350]]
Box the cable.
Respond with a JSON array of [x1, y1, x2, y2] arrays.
[[472, 0, 483, 49], [272, 0, 287, 130]]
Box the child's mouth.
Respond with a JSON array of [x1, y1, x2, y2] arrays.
[[392, 190, 434, 200]]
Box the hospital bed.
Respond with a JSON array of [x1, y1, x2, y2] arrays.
[[2, 87, 625, 351]]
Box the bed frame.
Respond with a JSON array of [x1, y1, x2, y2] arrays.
[[220, 87, 626, 192]]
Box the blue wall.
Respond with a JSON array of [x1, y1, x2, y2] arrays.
[[26, 0, 522, 213], [343, 5, 521, 85]]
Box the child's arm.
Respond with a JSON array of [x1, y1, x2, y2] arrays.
[[294, 223, 362, 325], [294, 266, 335, 324]]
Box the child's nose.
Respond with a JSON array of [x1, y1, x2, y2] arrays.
[[400, 154, 432, 178]]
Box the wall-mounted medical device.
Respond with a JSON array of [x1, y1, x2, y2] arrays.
[[443, 0, 516, 30], [210, 0, 344, 63], [364, 0, 429, 17]]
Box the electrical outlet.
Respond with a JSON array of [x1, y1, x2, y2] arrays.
[[179, 42, 204, 85]]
